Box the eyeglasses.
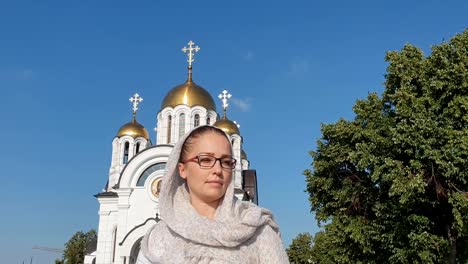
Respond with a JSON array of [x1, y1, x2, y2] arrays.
[[182, 155, 237, 169]]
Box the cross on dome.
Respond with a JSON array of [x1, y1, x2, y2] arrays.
[[218, 90, 232, 117], [182, 40, 200, 68], [129, 93, 143, 118]]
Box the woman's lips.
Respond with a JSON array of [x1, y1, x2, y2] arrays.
[[206, 180, 223, 186]]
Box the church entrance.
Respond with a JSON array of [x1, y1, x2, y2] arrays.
[[129, 237, 142, 264]]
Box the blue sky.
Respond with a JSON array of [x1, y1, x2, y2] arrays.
[[1, 0, 467, 263]]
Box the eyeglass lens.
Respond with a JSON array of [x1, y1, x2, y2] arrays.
[[198, 155, 235, 169]]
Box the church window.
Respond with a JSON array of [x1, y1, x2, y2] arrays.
[[129, 237, 143, 264], [179, 113, 185, 139], [194, 114, 200, 127], [135, 142, 140, 154], [167, 115, 172, 144], [136, 163, 167, 186], [123, 142, 129, 164], [112, 227, 117, 262], [206, 117, 210, 125]]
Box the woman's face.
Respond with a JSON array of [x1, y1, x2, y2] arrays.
[[178, 132, 233, 206]]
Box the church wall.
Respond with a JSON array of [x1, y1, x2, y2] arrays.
[[115, 188, 133, 264], [173, 105, 190, 140], [94, 190, 160, 264], [242, 158, 249, 171], [118, 188, 159, 251], [95, 146, 172, 264], [109, 138, 122, 190], [190, 106, 204, 127], [113, 179, 163, 263], [118, 147, 171, 189], [230, 134, 243, 189], [157, 108, 174, 145], [109, 136, 149, 189], [133, 138, 148, 154], [96, 198, 118, 264], [207, 109, 218, 125], [157, 107, 219, 145]]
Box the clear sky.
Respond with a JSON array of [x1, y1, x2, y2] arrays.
[[1, 0, 467, 263]]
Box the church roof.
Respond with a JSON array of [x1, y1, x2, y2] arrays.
[[213, 90, 240, 135], [117, 93, 149, 139], [94, 191, 118, 198], [117, 118, 149, 139], [161, 77, 216, 111], [161, 41, 216, 111], [214, 116, 240, 135]]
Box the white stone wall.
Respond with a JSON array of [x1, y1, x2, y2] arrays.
[[230, 134, 243, 189], [241, 158, 249, 171], [96, 146, 172, 263], [96, 197, 118, 264], [156, 106, 218, 145], [108, 136, 149, 190]]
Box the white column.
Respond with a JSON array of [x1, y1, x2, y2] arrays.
[[115, 188, 133, 264]]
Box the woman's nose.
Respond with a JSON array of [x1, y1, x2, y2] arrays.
[[213, 159, 223, 173]]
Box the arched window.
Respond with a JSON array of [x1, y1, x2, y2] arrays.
[[135, 142, 140, 154], [123, 142, 129, 164], [206, 117, 210, 125], [194, 114, 200, 127], [167, 115, 172, 144], [129, 237, 143, 264], [112, 227, 117, 262], [136, 163, 167, 186], [179, 113, 185, 139]]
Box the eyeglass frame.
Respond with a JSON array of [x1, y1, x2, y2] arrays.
[[181, 154, 237, 170]]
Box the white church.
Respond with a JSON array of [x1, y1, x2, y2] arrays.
[[84, 41, 259, 264]]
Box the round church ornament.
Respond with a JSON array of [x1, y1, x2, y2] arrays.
[[151, 177, 162, 198]]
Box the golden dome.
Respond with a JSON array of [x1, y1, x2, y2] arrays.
[[241, 149, 247, 160], [214, 116, 240, 135], [117, 118, 149, 139], [161, 78, 216, 111]]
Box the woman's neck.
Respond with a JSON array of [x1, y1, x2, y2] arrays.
[[190, 196, 220, 219]]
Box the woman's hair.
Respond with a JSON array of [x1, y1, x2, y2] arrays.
[[180, 126, 229, 162]]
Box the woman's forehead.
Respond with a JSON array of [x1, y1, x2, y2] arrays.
[[189, 133, 231, 152]]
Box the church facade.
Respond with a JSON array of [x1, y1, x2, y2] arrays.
[[85, 41, 258, 264]]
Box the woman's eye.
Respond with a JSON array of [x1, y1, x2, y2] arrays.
[[199, 157, 214, 163], [221, 160, 232, 166]]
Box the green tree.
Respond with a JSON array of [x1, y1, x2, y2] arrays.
[[287, 232, 313, 264], [305, 29, 468, 264], [62, 229, 97, 264]]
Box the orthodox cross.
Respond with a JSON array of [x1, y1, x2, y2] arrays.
[[129, 93, 143, 118], [218, 90, 232, 117], [182, 40, 200, 68]]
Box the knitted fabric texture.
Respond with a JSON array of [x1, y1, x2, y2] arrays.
[[137, 125, 289, 263]]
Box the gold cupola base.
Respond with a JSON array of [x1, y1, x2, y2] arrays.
[[117, 117, 150, 139], [214, 116, 240, 135], [161, 72, 216, 111]]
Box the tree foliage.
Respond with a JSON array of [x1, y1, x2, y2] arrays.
[[287, 232, 313, 264], [62, 229, 97, 264], [305, 29, 468, 263]]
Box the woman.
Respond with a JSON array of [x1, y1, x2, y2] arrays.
[[137, 125, 289, 263]]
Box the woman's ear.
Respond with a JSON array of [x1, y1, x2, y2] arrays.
[[178, 163, 187, 179]]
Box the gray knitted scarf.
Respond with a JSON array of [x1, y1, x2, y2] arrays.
[[154, 126, 279, 247]]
